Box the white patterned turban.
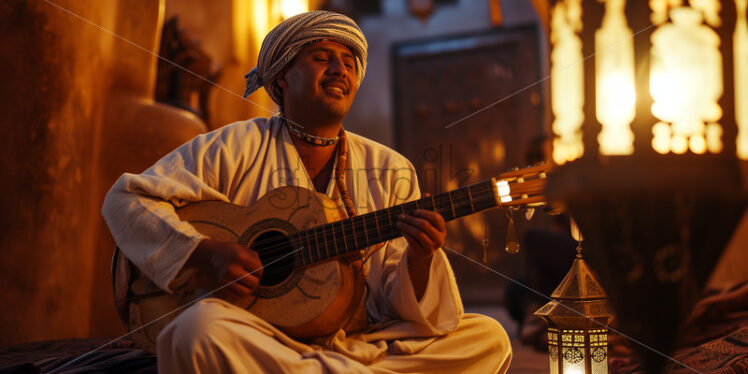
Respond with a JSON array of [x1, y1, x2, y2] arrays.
[[242, 10, 368, 106]]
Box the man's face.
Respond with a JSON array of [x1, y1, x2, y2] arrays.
[[278, 41, 360, 125]]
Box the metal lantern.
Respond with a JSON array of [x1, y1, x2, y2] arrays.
[[545, 0, 748, 371], [535, 248, 614, 374]]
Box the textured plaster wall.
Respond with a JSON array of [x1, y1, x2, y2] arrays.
[[0, 0, 113, 345], [0, 0, 205, 345]]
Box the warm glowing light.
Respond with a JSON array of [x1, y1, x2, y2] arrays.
[[652, 121, 671, 154], [253, 0, 269, 48], [551, 0, 585, 165], [232, 0, 251, 60], [595, 0, 635, 155], [690, 134, 707, 154], [706, 122, 724, 153], [649, 6, 724, 155], [570, 217, 583, 242], [496, 180, 512, 203], [280, 0, 307, 20], [672, 135, 688, 154], [597, 72, 636, 153], [598, 73, 636, 123], [736, 0, 748, 159]]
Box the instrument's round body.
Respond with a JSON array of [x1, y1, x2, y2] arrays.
[[119, 165, 551, 352], [125, 186, 366, 352]]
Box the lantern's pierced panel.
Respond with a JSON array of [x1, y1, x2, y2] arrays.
[[562, 345, 586, 374], [548, 328, 560, 374], [589, 328, 608, 374]]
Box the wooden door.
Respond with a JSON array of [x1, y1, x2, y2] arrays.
[[393, 26, 543, 302]]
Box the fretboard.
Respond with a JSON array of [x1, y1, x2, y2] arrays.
[[288, 179, 498, 267]]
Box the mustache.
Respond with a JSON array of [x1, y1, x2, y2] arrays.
[[321, 78, 349, 93]]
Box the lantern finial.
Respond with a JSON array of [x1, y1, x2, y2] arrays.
[[535, 251, 614, 374]]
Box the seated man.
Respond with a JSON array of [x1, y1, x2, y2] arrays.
[[102, 10, 511, 373]]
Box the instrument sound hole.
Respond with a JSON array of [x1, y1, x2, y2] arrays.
[[250, 230, 295, 287]]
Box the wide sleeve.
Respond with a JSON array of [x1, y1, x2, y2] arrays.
[[101, 121, 258, 292], [365, 161, 464, 337]]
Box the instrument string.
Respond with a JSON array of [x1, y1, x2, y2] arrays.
[[251, 184, 495, 250], [246, 182, 503, 268], [170, 176, 540, 285]]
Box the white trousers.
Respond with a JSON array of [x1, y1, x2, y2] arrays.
[[157, 298, 512, 373]]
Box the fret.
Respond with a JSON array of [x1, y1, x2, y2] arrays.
[[373, 210, 382, 241], [361, 214, 370, 248], [306, 230, 313, 263], [291, 232, 302, 265], [338, 221, 348, 255], [450, 187, 473, 218], [431, 194, 437, 212], [386, 208, 396, 239], [400, 204, 406, 216], [324, 224, 334, 258], [379, 209, 393, 241], [403, 201, 418, 215], [302, 231, 310, 265], [310, 231, 317, 265], [447, 190, 456, 219], [472, 181, 499, 211], [347, 218, 358, 251], [317, 226, 329, 260], [434, 192, 454, 220], [467, 185, 475, 212], [318, 225, 325, 260], [332, 222, 340, 256], [418, 195, 435, 212], [309, 228, 319, 263]]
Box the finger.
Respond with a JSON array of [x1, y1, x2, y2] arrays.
[[228, 283, 252, 296], [219, 280, 252, 297], [414, 209, 446, 232], [399, 215, 442, 244], [401, 231, 434, 259], [399, 230, 426, 255], [226, 264, 260, 291], [234, 247, 264, 278], [397, 220, 436, 252]]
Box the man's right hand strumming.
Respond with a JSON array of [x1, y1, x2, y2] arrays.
[[186, 238, 264, 300]]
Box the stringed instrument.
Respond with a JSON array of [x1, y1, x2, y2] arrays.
[[113, 163, 550, 352]]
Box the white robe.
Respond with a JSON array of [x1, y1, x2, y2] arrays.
[[102, 117, 511, 373]]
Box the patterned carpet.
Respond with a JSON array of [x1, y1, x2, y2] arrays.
[[1, 284, 745, 374]]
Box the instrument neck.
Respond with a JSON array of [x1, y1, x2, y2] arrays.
[[289, 179, 498, 266]]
